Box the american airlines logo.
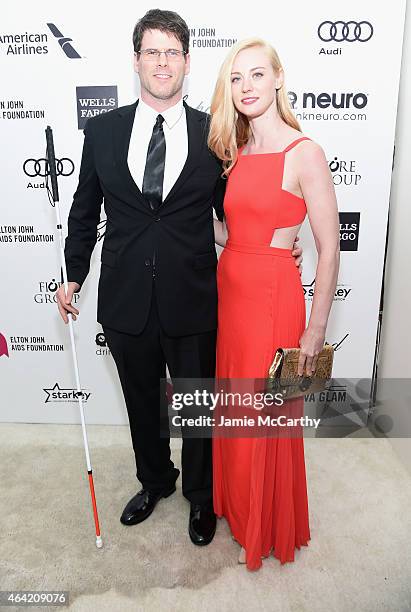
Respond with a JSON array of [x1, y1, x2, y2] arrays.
[[0, 24, 81, 58], [46, 23, 81, 58]]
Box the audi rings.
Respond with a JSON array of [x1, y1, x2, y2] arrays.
[[318, 21, 373, 43], [23, 158, 75, 177]]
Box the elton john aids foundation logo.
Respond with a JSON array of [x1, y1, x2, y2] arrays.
[[0, 333, 9, 357]]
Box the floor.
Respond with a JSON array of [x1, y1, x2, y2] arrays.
[[0, 424, 410, 612]]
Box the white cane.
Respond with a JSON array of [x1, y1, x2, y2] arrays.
[[45, 125, 103, 549]]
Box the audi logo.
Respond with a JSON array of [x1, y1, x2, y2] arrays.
[[23, 158, 75, 177], [318, 21, 373, 43]]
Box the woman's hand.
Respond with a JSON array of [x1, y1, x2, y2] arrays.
[[213, 217, 228, 247], [292, 235, 303, 275], [297, 325, 326, 376]]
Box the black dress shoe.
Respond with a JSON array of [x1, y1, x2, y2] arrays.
[[189, 502, 217, 545], [120, 485, 176, 526]]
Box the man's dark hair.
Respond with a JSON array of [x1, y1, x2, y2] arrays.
[[132, 9, 190, 55]]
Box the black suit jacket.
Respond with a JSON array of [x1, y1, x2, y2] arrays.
[[64, 99, 226, 336]]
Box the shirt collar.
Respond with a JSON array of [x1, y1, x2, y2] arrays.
[[137, 97, 184, 129]]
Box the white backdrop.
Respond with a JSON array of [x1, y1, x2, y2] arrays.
[[0, 1, 406, 423]]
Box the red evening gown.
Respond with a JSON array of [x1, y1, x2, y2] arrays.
[[213, 137, 312, 570]]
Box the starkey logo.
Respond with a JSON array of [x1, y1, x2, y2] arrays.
[[43, 383, 91, 403]]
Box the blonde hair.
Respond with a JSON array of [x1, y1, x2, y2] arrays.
[[208, 37, 301, 176]]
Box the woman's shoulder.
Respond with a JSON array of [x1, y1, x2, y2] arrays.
[[285, 131, 325, 159], [288, 135, 329, 181]]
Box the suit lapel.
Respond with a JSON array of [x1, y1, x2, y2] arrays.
[[161, 101, 205, 207], [112, 99, 205, 212], [112, 99, 151, 212]]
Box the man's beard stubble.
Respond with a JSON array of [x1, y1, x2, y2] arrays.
[[140, 72, 185, 102]]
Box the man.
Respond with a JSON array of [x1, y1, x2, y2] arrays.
[[56, 9, 303, 546]]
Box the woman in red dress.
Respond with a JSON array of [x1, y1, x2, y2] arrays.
[[208, 38, 340, 570]]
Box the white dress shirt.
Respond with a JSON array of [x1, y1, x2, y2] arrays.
[[127, 97, 188, 200]]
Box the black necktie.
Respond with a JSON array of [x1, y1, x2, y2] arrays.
[[142, 114, 166, 211]]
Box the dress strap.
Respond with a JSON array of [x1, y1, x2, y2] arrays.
[[283, 136, 311, 154]]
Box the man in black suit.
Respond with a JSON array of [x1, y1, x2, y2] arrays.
[[56, 9, 303, 546]]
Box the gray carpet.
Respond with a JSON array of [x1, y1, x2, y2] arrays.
[[0, 424, 410, 612]]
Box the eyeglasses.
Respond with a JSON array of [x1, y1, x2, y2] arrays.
[[137, 49, 186, 61]]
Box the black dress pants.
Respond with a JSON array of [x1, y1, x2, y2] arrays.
[[102, 279, 216, 505]]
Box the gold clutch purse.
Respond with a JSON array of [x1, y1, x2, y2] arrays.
[[266, 343, 334, 400]]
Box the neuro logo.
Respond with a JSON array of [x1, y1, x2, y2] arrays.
[[0, 333, 9, 357], [287, 91, 367, 110], [46, 23, 81, 58], [287, 91, 297, 109]]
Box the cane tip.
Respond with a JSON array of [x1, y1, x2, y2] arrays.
[[96, 536, 103, 548]]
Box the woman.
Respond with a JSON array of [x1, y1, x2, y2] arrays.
[[209, 38, 340, 570]]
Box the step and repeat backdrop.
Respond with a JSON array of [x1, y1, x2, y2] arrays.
[[0, 1, 406, 423]]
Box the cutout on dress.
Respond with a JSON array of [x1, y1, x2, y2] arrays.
[[270, 224, 302, 249]]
